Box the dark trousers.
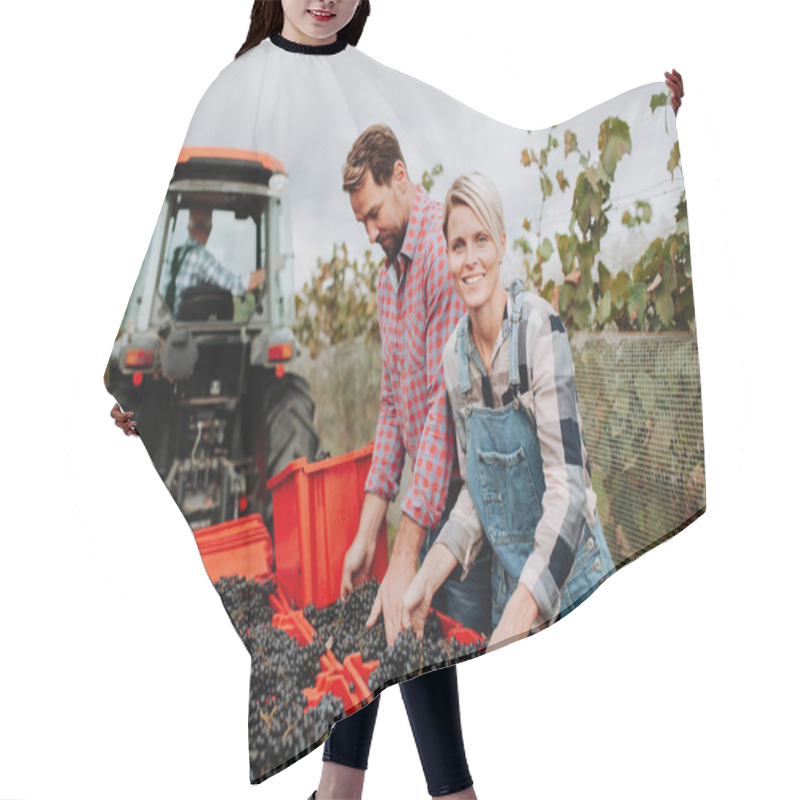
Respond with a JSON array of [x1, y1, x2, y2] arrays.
[[322, 665, 473, 797], [323, 485, 491, 796]]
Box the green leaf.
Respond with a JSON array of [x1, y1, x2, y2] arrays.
[[577, 241, 595, 272], [585, 166, 603, 192], [621, 210, 632, 227], [628, 282, 647, 327], [556, 232, 577, 274], [573, 299, 592, 330], [541, 175, 553, 198], [564, 130, 578, 157], [610, 270, 631, 307], [661, 256, 677, 296], [595, 289, 612, 326], [654, 284, 675, 326], [598, 261, 611, 295], [513, 236, 533, 255], [572, 173, 606, 239], [650, 92, 668, 113], [667, 141, 681, 179], [633, 238, 664, 284], [556, 169, 569, 192], [598, 117, 632, 181], [537, 237, 554, 262]]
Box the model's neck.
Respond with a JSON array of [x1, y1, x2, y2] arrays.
[[469, 288, 508, 370]]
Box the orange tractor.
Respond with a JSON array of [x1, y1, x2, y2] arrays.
[[105, 147, 319, 539]]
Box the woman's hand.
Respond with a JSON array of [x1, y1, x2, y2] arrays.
[[488, 585, 539, 650], [665, 69, 683, 115], [110, 402, 138, 437], [399, 542, 459, 640]]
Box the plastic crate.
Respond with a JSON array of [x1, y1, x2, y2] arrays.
[[193, 513, 273, 583], [303, 651, 380, 712], [267, 442, 389, 609], [437, 610, 486, 647], [268, 585, 317, 646]]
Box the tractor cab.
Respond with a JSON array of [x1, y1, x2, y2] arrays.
[[121, 147, 295, 337]]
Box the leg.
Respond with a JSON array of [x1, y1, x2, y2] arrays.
[[316, 697, 381, 799], [399, 667, 476, 798]]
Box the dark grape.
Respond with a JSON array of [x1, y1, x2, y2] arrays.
[[214, 574, 486, 781]]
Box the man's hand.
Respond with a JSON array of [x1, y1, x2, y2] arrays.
[[247, 268, 266, 293], [340, 533, 377, 598], [665, 69, 684, 115], [340, 493, 389, 599], [366, 514, 426, 646], [488, 584, 539, 650]]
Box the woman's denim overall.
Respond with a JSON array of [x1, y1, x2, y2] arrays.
[[455, 281, 614, 629]]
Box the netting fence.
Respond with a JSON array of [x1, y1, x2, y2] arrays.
[[571, 332, 705, 565], [295, 331, 705, 565]]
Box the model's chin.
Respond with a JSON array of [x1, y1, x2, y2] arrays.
[[461, 290, 489, 311]]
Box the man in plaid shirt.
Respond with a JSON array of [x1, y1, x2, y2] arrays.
[[340, 125, 491, 646], [159, 206, 266, 317]]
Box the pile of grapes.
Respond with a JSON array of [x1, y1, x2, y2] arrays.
[[303, 578, 386, 663], [247, 625, 340, 777], [215, 574, 277, 651], [367, 606, 486, 692], [213, 575, 486, 780]]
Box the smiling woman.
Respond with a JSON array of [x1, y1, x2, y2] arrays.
[[236, 0, 370, 56], [281, 0, 362, 45], [403, 171, 616, 651]]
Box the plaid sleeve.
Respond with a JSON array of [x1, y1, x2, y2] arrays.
[[517, 306, 588, 623], [364, 271, 406, 502], [400, 241, 461, 529], [435, 393, 485, 579], [198, 248, 248, 296]]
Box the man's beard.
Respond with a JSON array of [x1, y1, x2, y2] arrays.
[[378, 226, 405, 265]]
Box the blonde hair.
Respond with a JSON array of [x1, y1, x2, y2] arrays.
[[443, 172, 505, 254]]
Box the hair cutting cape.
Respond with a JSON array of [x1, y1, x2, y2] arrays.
[[104, 34, 705, 783]]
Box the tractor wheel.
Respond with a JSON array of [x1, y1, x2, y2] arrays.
[[253, 372, 319, 537]]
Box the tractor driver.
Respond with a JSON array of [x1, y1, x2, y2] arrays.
[[160, 205, 266, 317]]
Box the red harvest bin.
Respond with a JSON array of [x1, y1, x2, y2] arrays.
[[437, 610, 486, 647], [193, 513, 273, 583], [266, 442, 389, 609]]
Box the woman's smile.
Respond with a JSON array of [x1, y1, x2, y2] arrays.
[[462, 272, 486, 287], [308, 8, 335, 21]]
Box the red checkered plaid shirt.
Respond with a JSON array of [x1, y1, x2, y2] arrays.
[[364, 186, 465, 530]]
